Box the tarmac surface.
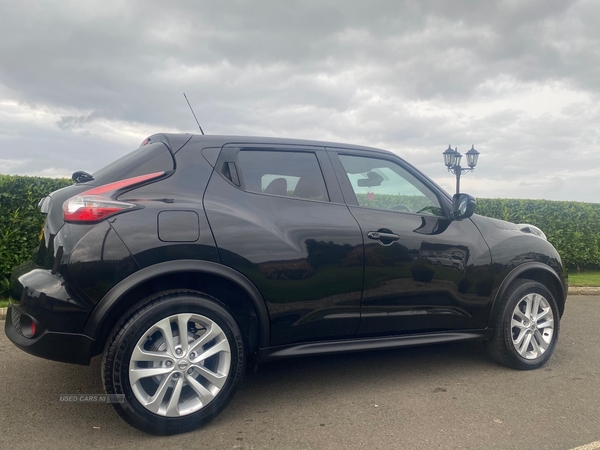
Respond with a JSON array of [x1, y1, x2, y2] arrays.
[[1, 295, 599, 449]]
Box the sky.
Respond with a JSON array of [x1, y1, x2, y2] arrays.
[[1, 0, 599, 202]]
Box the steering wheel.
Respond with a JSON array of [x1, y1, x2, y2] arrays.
[[391, 204, 412, 213]]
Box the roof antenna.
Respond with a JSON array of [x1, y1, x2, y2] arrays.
[[183, 93, 204, 135]]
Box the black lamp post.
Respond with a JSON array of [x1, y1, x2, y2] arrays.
[[443, 145, 480, 195]]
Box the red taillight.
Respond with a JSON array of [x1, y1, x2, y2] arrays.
[[63, 172, 164, 223], [63, 196, 135, 222]]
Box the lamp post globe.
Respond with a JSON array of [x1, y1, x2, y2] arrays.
[[466, 145, 480, 168], [443, 145, 462, 168], [443, 145, 453, 168]]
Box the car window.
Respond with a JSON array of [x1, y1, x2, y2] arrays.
[[92, 142, 174, 185], [238, 150, 329, 201], [338, 154, 442, 215]]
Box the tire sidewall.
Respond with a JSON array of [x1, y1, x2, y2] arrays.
[[501, 281, 560, 370], [105, 293, 245, 435]]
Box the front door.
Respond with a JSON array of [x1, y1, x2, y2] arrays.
[[330, 151, 493, 337]]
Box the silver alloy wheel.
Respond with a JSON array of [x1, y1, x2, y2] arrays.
[[129, 313, 231, 417], [510, 293, 555, 360]]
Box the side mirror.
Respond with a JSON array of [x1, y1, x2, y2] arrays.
[[452, 193, 476, 220]]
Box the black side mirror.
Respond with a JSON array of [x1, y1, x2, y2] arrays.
[[452, 193, 476, 220]]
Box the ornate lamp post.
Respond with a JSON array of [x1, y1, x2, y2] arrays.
[[443, 145, 480, 195]]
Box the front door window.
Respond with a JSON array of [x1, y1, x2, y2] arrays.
[[338, 154, 443, 216]]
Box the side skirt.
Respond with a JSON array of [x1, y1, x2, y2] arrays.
[[256, 329, 493, 364]]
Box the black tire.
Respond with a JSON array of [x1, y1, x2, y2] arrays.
[[102, 290, 245, 435], [485, 279, 560, 370]]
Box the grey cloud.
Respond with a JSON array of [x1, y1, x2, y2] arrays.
[[1, 0, 599, 202], [2, 1, 595, 108], [57, 111, 103, 130]]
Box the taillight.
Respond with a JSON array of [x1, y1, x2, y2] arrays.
[[63, 196, 136, 222], [63, 171, 164, 223]]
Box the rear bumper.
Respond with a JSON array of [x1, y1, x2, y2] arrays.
[[5, 305, 94, 365]]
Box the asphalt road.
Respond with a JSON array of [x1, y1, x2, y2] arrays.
[[1, 296, 599, 450]]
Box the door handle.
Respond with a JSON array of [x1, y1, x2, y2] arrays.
[[367, 230, 400, 245]]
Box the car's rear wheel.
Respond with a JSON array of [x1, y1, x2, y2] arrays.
[[102, 291, 245, 435], [485, 279, 559, 370]]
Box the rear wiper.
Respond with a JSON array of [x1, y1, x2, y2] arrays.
[[72, 171, 94, 183]]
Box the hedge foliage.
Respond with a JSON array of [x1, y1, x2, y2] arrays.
[[476, 198, 600, 271], [1, 175, 599, 296], [0, 175, 72, 295]]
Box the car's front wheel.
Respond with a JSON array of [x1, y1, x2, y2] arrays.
[[102, 291, 245, 435], [485, 279, 560, 370]]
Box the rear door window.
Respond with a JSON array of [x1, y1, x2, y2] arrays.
[[238, 150, 329, 202]]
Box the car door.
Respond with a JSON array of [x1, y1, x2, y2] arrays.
[[328, 150, 493, 337], [204, 144, 365, 346]]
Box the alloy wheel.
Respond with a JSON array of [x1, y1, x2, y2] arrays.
[[129, 313, 231, 417], [510, 293, 555, 360]]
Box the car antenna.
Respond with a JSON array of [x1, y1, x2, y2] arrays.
[[183, 93, 205, 135]]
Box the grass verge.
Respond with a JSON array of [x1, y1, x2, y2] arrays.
[[568, 272, 600, 287]]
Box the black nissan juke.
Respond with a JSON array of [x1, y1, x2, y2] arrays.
[[6, 133, 567, 434]]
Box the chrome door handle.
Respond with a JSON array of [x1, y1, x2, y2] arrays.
[[367, 231, 400, 244]]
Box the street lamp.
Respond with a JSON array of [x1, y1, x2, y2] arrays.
[[443, 144, 480, 195]]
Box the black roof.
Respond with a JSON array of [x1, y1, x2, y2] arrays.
[[151, 133, 395, 157]]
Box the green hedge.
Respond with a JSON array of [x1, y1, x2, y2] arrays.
[[0, 175, 72, 295], [476, 198, 600, 271]]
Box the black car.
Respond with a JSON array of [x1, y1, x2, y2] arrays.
[[5, 134, 567, 435]]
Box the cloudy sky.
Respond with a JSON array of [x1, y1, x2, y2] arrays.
[[1, 0, 599, 202]]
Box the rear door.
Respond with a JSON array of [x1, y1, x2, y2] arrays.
[[329, 150, 493, 336], [204, 144, 365, 346]]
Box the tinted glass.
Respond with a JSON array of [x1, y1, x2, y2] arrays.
[[339, 154, 442, 215], [238, 150, 329, 201], [91, 142, 175, 185]]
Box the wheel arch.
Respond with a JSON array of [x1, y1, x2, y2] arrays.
[[84, 260, 270, 355], [489, 262, 567, 327]]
